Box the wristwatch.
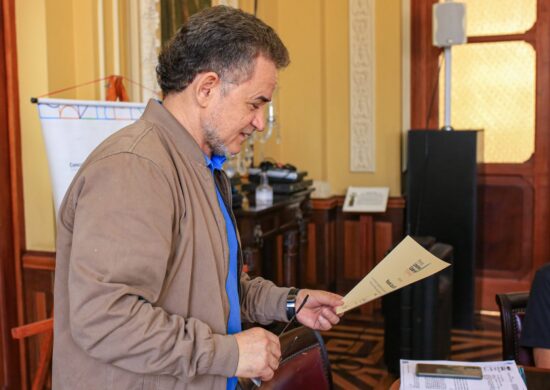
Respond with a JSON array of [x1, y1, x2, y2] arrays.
[[286, 288, 300, 321]]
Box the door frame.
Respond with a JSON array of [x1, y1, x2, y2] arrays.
[[1, 0, 26, 388]]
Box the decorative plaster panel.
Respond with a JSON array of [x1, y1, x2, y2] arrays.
[[217, 0, 239, 7], [139, 0, 161, 101], [349, 0, 375, 172]]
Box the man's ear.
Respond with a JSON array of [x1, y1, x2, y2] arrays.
[[194, 72, 221, 107]]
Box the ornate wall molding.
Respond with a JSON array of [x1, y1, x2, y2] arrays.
[[349, 0, 376, 172], [139, 0, 161, 101]]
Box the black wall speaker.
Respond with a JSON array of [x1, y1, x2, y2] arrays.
[[406, 130, 481, 330]]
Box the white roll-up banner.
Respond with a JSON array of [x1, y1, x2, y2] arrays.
[[36, 98, 147, 213]]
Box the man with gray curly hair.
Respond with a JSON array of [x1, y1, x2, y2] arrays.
[[53, 5, 342, 390]]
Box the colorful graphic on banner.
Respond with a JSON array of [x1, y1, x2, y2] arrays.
[[36, 98, 147, 212]]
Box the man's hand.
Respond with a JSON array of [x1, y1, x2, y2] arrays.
[[295, 289, 344, 331], [234, 327, 281, 381]]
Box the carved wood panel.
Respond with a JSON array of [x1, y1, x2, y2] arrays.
[[343, 219, 364, 280], [305, 205, 337, 290], [477, 175, 534, 278]]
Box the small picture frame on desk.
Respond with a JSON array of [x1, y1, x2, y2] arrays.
[[343, 186, 389, 213]]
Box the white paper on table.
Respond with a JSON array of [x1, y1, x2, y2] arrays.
[[336, 235, 451, 314], [399, 360, 527, 390]]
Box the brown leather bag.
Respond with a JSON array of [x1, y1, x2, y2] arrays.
[[238, 326, 333, 390]]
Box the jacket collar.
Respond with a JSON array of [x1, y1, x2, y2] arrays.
[[141, 99, 207, 166]]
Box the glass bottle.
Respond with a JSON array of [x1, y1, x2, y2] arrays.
[[255, 171, 273, 207]]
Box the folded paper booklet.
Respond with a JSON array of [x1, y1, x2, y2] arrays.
[[337, 235, 451, 314]]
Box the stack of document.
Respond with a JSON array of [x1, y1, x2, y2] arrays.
[[400, 360, 527, 390]]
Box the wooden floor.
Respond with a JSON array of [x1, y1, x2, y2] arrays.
[[321, 313, 502, 390]]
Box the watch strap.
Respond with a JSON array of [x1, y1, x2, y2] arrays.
[[286, 288, 300, 321]]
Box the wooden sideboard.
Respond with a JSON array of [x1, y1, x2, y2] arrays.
[[235, 190, 313, 287]]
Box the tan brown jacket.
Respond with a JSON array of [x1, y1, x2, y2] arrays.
[[53, 100, 290, 389]]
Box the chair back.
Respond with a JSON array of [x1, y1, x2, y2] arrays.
[[11, 317, 54, 390], [239, 326, 333, 389], [496, 292, 534, 366]]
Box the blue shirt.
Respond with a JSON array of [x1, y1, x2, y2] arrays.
[[204, 154, 241, 390]]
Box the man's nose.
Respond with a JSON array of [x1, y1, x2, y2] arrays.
[[252, 108, 266, 132]]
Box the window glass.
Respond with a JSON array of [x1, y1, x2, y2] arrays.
[[439, 42, 535, 163]]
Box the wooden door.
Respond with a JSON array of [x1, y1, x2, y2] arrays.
[[411, 0, 550, 310]]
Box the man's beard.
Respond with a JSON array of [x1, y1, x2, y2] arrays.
[[202, 110, 228, 156], [203, 124, 228, 156]]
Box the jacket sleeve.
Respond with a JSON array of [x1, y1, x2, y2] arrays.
[[65, 153, 238, 381], [239, 272, 291, 324]]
